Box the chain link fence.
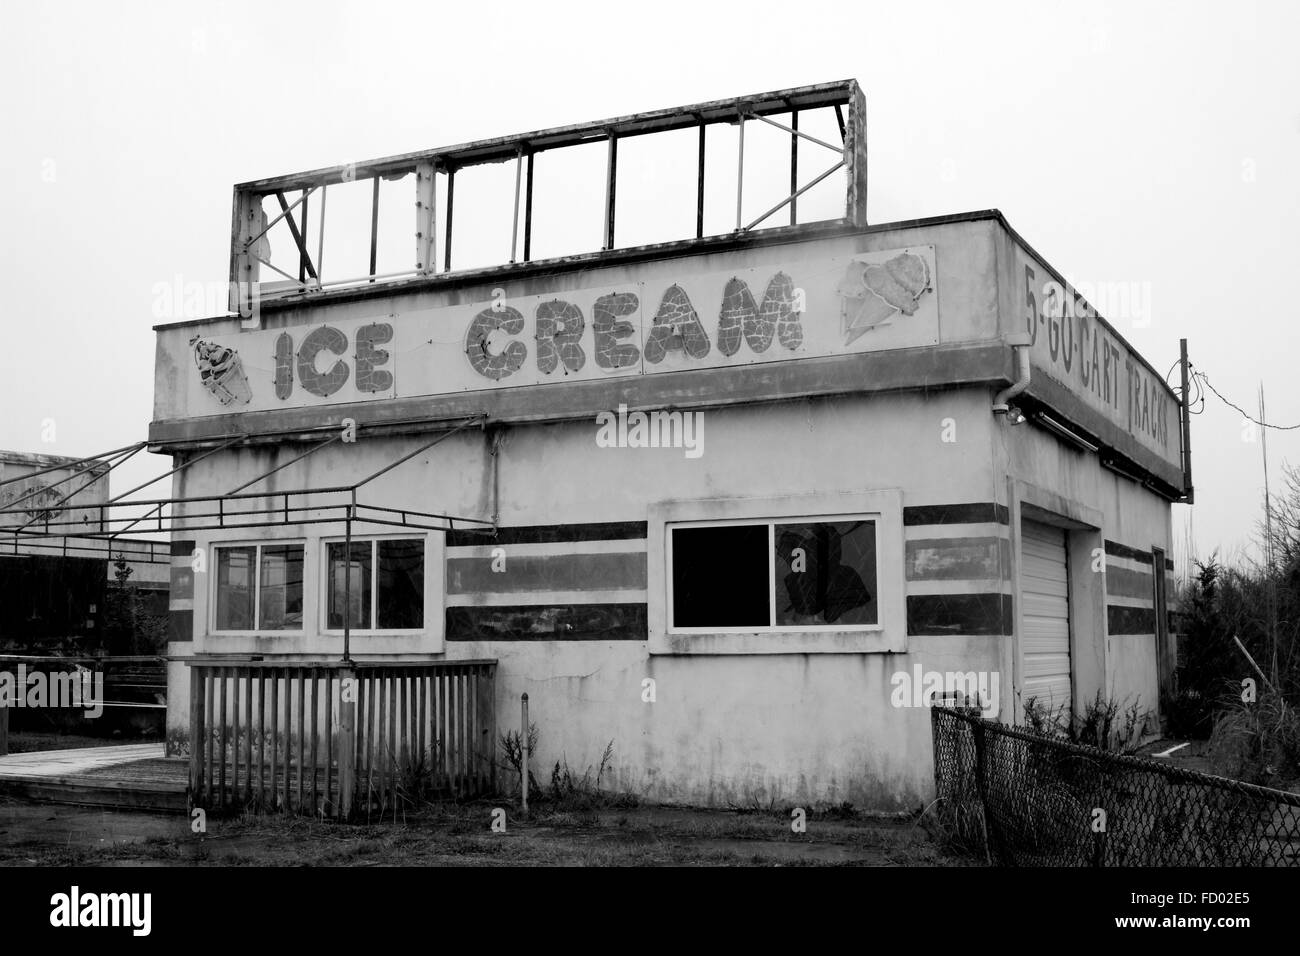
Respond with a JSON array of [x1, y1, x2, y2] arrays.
[[931, 705, 1300, 866]]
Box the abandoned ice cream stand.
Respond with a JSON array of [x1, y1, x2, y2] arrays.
[[145, 80, 1191, 815]]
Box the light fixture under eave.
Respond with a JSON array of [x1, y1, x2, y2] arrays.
[[1005, 406, 1027, 425], [1034, 412, 1099, 453], [1101, 456, 1146, 485]]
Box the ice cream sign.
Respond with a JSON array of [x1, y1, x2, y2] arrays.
[[187, 246, 939, 414]]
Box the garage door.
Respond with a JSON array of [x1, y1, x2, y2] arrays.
[[1020, 520, 1071, 715]]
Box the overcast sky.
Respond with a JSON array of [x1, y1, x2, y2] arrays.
[[1, 0, 1296, 574]]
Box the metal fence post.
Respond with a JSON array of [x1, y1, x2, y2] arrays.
[[0, 668, 9, 756], [970, 717, 1002, 863], [520, 692, 529, 814]]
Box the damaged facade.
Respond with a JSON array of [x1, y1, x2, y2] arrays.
[[149, 81, 1190, 811]]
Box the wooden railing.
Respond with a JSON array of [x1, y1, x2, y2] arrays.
[[187, 660, 497, 819], [0, 655, 168, 753]]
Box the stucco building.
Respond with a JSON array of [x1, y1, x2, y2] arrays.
[[149, 81, 1190, 811]]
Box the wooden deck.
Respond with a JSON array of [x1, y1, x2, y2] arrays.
[[0, 744, 187, 812]]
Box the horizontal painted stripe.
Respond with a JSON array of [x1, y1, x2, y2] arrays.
[[906, 579, 1010, 595], [1108, 604, 1156, 635], [904, 503, 1010, 527], [446, 603, 647, 641], [170, 539, 195, 557], [906, 537, 1009, 581], [1106, 594, 1155, 610], [168, 609, 193, 643], [447, 588, 648, 607], [447, 551, 646, 594], [448, 539, 644, 559], [1105, 565, 1155, 600], [905, 521, 1008, 541], [1104, 540, 1153, 565], [907, 593, 1012, 636], [446, 521, 647, 547]]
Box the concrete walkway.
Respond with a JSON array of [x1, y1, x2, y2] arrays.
[[0, 743, 164, 778]]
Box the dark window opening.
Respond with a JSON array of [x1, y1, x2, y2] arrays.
[[671, 524, 769, 628]]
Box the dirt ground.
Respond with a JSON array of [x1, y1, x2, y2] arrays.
[[0, 796, 974, 867]]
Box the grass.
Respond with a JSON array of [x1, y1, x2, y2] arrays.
[[0, 797, 973, 867]]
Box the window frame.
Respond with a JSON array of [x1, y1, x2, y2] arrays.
[[666, 514, 882, 635], [319, 532, 430, 636], [649, 490, 904, 656], [210, 539, 307, 635]]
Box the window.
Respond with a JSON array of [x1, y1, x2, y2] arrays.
[[669, 517, 878, 631], [214, 543, 304, 631], [327, 538, 425, 630]]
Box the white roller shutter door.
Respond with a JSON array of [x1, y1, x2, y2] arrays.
[[1020, 520, 1071, 714]]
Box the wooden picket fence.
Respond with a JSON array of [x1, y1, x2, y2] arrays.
[[187, 659, 497, 819]]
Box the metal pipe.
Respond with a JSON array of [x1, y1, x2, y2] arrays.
[[0, 441, 145, 488], [523, 152, 534, 262], [745, 159, 845, 231], [520, 692, 529, 813], [790, 109, 799, 225], [735, 113, 745, 231], [226, 432, 343, 495], [243, 187, 314, 248], [368, 177, 380, 282], [696, 122, 706, 239], [108, 435, 244, 503], [343, 494, 353, 663], [254, 256, 303, 284], [349, 416, 482, 489], [1179, 338, 1194, 503], [993, 338, 1033, 413], [748, 110, 842, 154], [603, 134, 617, 250], [4, 442, 142, 512], [444, 167, 455, 271], [316, 184, 327, 284], [299, 188, 309, 285], [510, 151, 522, 263]]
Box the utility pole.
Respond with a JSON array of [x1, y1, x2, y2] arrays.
[[1259, 384, 1278, 685]]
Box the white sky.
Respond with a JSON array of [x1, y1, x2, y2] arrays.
[[1, 0, 1297, 574]]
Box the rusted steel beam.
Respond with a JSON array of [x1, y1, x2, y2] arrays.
[[274, 192, 318, 280], [790, 109, 798, 226], [369, 176, 380, 280], [696, 122, 705, 239], [603, 134, 617, 250], [443, 167, 455, 272], [234, 80, 860, 193], [523, 151, 534, 262]]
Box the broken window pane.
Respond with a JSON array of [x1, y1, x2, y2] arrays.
[[774, 521, 877, 626], [671, 524, 770, 627]]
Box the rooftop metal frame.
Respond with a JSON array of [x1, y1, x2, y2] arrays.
[[228, 79, 868, 321], [0, 418, 496, 660]]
